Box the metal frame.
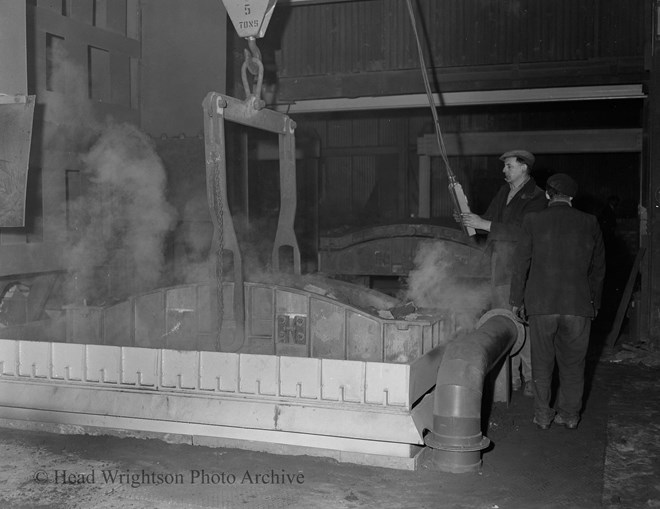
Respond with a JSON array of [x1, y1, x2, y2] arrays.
[[202, 92, 301, 350], [0, 337, 442, 469], [274, 84, 646, 114]]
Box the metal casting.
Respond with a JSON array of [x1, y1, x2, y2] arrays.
[[58, 281, 444, 363]]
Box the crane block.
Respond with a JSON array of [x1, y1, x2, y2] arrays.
[[222, 0, 278, 39]]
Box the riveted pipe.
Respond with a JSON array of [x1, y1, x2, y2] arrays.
[[423, 309, 524, 473]]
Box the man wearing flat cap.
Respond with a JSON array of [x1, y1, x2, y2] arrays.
[[459, 149, 547, 396], [509, 173, 606, 430]]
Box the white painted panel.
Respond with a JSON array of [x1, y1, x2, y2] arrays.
[[365, 362, 410, 407], [121, 347, 158, 387], [199, 351, 239, 392], [161, 349, 198, 389], [18, 341, 50, 378], [0, 339, 18, 376], [86, 344, 121, 383], [321, 359, 365, 403], [239, 354, 278, 396], [279, 356, 320, 399], [51, 343, 84, 381]]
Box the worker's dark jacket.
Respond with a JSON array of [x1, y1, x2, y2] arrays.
[[481, 178, 547, 286], [509, 201, 606, 317]]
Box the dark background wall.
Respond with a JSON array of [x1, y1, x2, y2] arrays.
[[140, 0, 226, 137], [0, 0, 28, 94]]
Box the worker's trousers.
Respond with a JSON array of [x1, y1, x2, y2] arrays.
[[528, 314, 591, 423], [491, 284, 532, 383]]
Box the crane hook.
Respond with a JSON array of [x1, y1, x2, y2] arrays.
[[241, 37, 265, 108]]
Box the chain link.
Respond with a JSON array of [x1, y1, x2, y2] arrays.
[[210, 156, 224, 350], [241, 38, 265, 107]]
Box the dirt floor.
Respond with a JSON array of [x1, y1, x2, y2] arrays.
[[1, 338, 659, 509]]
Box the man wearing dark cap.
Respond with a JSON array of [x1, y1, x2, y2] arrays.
[[509, 173, 606, 430], [459, 149, 547, 395]]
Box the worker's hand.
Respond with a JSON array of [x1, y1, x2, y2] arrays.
[[452, 210, 462, 223], [512, 305, 527, 323], [461, 213, 491, 231]]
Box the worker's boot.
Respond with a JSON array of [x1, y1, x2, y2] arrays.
[[553, 413, 579, 429], [532, 416, 551, 430]]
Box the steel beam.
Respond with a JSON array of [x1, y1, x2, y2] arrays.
[[274, 85, 646, 113], [417, 129, 643, 156]]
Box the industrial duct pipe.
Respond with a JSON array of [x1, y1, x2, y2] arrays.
[[423, 309, 525, 474]]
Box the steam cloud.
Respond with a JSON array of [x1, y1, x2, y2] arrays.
[[172, 206, 278, 285], [44, 44, 177, 304], [65, 123, 177, 304], [45, 38, 99, 151], [404, 241, 491, 329]]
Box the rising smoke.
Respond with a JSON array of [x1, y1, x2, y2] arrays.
[[44, 37, 99, 151], [404, 240, 491, 329], [45, 44, 177, 304], [65, 123, 177, 304]]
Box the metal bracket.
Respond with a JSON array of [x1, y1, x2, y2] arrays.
[[277, 314, 307, 345]]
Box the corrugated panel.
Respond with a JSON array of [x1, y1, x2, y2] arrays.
[[351, 118, 378, 146], [351, 156, 376, 210], [378, 117, 406, 146], [327, 119, 353, 147], [598, 0, 645, 58], [278, 0, 644, 77], [323, 157, 353, 222]]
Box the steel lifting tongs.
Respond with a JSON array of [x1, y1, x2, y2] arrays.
[[203, 0, 300, 351]]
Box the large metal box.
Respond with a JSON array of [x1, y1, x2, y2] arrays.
[[61, 282, 449, 364]]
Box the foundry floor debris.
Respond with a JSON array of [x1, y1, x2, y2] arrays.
[[603, 335, 660, 369]]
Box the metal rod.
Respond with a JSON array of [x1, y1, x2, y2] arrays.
[[202, 93, 246, 352]]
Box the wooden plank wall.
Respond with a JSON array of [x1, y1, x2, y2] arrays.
[[274, 0, 646, 77]]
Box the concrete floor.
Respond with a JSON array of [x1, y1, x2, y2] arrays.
[[1, 341, 659, 509]]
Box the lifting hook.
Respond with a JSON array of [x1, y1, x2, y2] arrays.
[[241, 36, 265, 109]]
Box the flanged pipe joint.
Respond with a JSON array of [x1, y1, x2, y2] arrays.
[[423, 309, 525, 474]]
